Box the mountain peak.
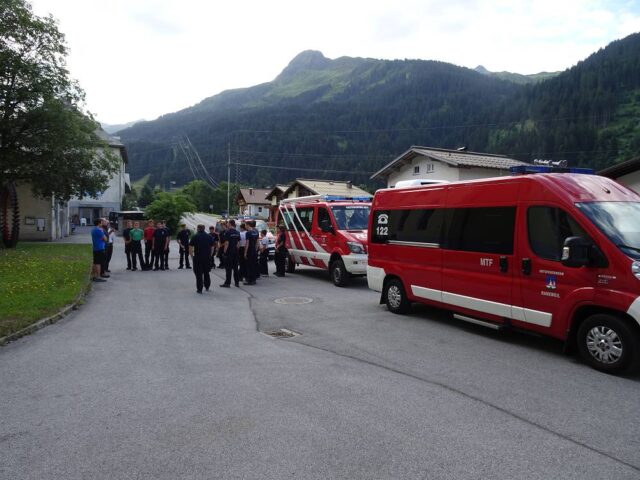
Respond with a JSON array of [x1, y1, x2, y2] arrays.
[[474, 65, 490, 74], [277, 50, 331, 80]]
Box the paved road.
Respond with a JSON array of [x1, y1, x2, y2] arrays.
[[1, 236, 639, 479]]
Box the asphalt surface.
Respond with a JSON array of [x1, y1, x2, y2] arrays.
[[1, 233, 639, 479]]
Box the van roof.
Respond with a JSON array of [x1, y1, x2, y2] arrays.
[[375, 173, 639, 204]]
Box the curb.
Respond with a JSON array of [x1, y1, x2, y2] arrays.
[[0, 276, 92, 346]]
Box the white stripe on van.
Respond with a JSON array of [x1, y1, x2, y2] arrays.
[[411, 285, 552, 327]]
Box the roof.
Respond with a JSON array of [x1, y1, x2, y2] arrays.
[[284, 179, 371, 198], [265, 184, 289, 201], [238, 188, 271, 205], [598, 157, 640, 179], [96, 128, 128, 163], [371, 146, 528, 180]]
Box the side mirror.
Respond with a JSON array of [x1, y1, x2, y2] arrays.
[[561, 236, 592, 268], [320, 219, 334, 233]]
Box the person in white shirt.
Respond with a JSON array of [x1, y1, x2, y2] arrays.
[[238, 222, 248, 282], [105, 225, 116, 272], [259, 229, 270, 276]]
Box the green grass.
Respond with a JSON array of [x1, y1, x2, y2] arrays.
[[0, 243, 92, 337], [131, 173, 150, 191]]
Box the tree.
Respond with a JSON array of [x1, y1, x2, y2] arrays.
[[137, 184, 155, 208], [0, 0, 118, 201], [144, 192, 195, 234], [180, 180, 216, 212]]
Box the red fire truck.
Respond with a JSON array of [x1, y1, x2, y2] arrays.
[[367, 165, 640, 373], [278, 195, 371, 286]]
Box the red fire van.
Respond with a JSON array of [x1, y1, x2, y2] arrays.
[[367, 166, 640, 373], [278, 195, 371, 286]]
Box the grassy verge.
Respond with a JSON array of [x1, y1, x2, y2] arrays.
[[0, 243, 92, 338]]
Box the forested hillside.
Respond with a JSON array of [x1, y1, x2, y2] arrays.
[[119, 34, 640, 189]]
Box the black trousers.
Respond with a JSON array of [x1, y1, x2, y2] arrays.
[[145, 241, 154, 268], [259, 250, 269, 275], [105, 244, 113, 271], [125, 243, 132, 269], [217, 248, 226, 268], [164, 248, 170, 268], [224, 254, 239, 285], [238, 247, 247, 279], [193, 257, 211, 292], [275, 249, 287, 276], [154, 248, 166, 269], [179, 245, 191, 267], [131, 241, 144, 269], [247, 252, 258, 282]]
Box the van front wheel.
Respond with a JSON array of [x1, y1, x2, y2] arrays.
[[385, 278, 410, 314], [577, 314, 639, 374]]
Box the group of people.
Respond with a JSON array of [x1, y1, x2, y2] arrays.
[[90, 216, 289, 293]]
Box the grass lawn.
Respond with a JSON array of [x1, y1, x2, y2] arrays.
[[0, 243, 92, 338]]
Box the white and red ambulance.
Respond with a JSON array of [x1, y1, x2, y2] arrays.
[[368, 165, 640, 373], [278, 195, 371, 286]]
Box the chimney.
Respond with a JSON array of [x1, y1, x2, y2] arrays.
[[347, 181, 352, 189], [249, 187, 253, 196]]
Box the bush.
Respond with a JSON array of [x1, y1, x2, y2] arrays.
[[144, 192, 195, 234]]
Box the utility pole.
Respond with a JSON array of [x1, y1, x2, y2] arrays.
[[227, 142, 231, 217]]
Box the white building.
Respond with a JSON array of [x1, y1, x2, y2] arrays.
[[599, 157, 640, 193], [237, 188, 271, 219], [371, 146, 529, 187], [68, 129, 130, 226]]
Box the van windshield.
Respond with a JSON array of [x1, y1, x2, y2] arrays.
[[576, 202, 640, 258], [331, 205, 370, 230]]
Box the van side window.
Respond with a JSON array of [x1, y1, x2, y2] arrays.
[[446, 207, 516, 254], [296, 207, 314, 232], [371, 209, 443, 244], [279, 211, 296, 230], [317, 207, 330, 229], [528, 207, 589, 261]]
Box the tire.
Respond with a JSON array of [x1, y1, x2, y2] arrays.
[[576, 314, 639, 374], [385, 278, 410, 314], [286, 254, 296, 273], [330, 259, 349, 287]]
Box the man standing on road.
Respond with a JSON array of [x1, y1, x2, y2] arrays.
[[259, 229, 270, 277], [244, 220, 259, 285], [274, 225, 287, 277], [91, 218, 109, 282], [216, 220, 227, 269], [162, 221, 171, 269], [238, 223, 247, 282], [153, 221, 170, 270], [189, 224, 215, 294], [177, 223, 192, 269], [143, 220, 156, 269], [219, 219, 240, 288], [208, 226, 219, 269], [123, 220, 133, 270], [129, 221, 145, 271]]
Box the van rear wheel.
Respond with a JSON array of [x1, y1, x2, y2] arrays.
[[577, 314, 639, 374], [385, 278, 410, 314], [330, 259, 349, 287]]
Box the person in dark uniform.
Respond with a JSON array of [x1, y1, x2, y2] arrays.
[[219, 219, 240, 288], [208, 226, 219, 269], [244, 220, 259, 285], [177, 223, 192, 269], [189, 224, 215, 294], [216, 220, 227, 269], [123, 220, 133, 270], [274, 225, 287, 277], [152, 221, 170, 270], [162, 222, 171, 269], [259, 229, 270, 277]]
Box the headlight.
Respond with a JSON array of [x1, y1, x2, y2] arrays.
[[347, 242, 365, 254], [632, 261, 640, 279]]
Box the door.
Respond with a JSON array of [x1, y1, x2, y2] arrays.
[[440, 206, 517, 322], [311, 207, 332, 268], [512, 205, 598, 336]]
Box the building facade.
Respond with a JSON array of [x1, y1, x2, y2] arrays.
[[236, 188, 271, 219], [599, 157, 640, 193]]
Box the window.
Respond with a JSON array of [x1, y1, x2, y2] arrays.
[[331, 205, 370, 230], [258, 207, 263, 213], [413, 166, 420, 175], [446, 207, 516, 254], [317, 207, 330, 229], [528, 207, 589, 261], [426, 164, 435, 173], [297, 207, 314, 232], [371, 209, 444, 244]]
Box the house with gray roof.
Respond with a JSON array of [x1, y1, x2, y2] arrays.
[[371, 146, 529, 187], [598, 157, 640, 193]]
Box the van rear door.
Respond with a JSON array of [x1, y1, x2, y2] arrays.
[[440, 183, 519, 323]]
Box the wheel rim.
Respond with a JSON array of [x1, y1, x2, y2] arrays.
[[333, 265, 341, 283], [586, 326, 623, 364], [387, 285, 402, 309]]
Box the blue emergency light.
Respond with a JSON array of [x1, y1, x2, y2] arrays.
[[509, 165, 595, 175]]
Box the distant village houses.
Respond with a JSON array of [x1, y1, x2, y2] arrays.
[[598, 157, 640, 193], [236, 188, 271, 220], [370, 146, 528, 187]]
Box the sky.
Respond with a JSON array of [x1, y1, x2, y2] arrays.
[[30, 0, 640, 125]]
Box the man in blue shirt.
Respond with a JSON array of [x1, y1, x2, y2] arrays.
[[91, 218, 108, 282]]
